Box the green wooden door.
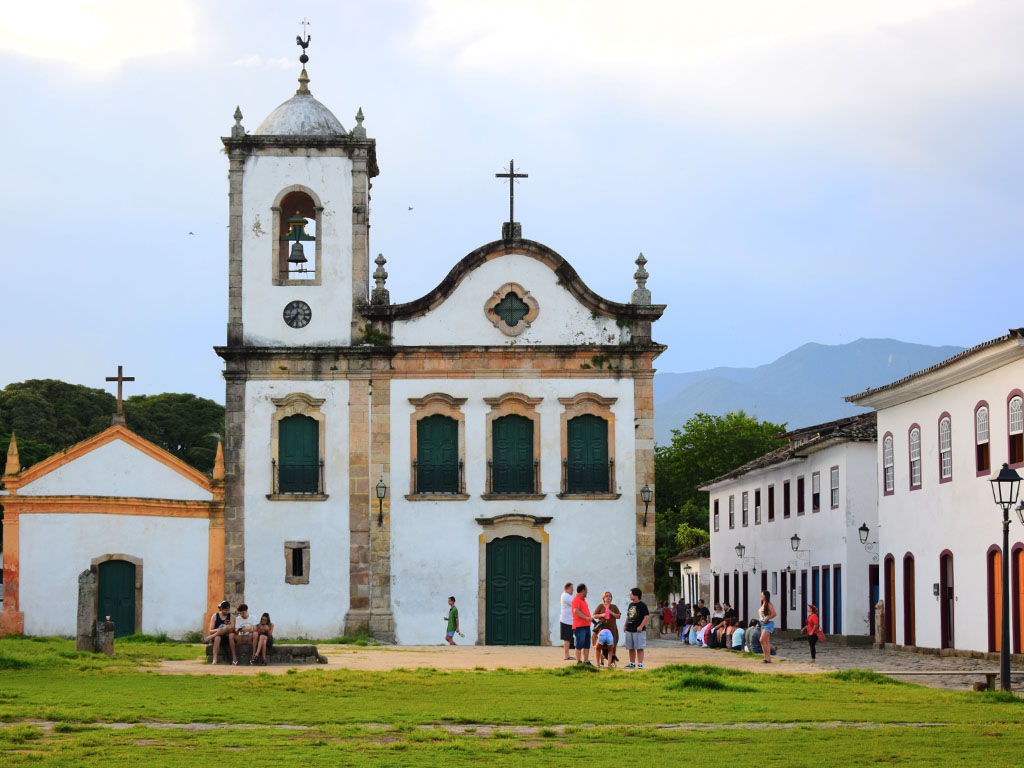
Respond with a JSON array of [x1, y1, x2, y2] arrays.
[[98, 560, 136, 638], [417, 414, 458, 492], [566, 414, 609, 492], [279, 414, 319, 493], [492, 415, 533, 493], [486, 536, 541, 645]]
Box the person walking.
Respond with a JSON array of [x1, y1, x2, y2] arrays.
[[758, 590, 777, 663], [572, 584, 593, 665], [623, 587, 650, 669], [560, 582, 576, 660], [802, 603, 821, 662], [443, 596, 460, 645]]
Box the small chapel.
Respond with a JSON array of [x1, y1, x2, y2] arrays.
[[1, 36, 665, 645]]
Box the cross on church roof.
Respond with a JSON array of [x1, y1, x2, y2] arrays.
[[105, 365, 135, 426], [495, 159, 528, 239]]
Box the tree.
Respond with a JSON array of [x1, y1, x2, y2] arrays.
[[123, 393, 224, 474], [675, 521, 710, 552], [653, 411, 787, 599]]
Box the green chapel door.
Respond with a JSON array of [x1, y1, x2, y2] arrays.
[[486, 536, 541, 645], [98, 560, 136, 638]]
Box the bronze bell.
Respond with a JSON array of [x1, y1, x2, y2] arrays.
[[288, 241, 307, 264]]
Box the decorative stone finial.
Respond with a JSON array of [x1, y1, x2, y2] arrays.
[[231, 106, 245, 138], [371, 253, 390, 305], [631, 252, 651, 305], [4, 433, 19, 476], [213, 442, 225, 482], [351, 107, 366, 138]]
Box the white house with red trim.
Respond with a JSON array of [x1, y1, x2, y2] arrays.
[[702, 413, 878, 637], [848, 329, 1024, 656]]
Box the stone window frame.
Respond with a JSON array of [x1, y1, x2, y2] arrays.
[[284, 541, 310, 585], [90, 554, 143, 635], [406, 393, 469, 501], [557, 393, 620, 499], [268, 393, 328, 501], [482, 392, 544, 499], [475, 513, 551, 646], [272, 185, 324, 287], [483, 282, 540, 337]]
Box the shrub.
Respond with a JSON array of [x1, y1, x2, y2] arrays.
[[824, 669, 903, 685]]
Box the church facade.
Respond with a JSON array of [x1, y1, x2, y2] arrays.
[[215, 53, 665, 643]]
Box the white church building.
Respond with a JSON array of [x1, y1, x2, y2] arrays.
[[210, 42, 666, 643], [848, 329, 1024, 656], [703, 413, 878, 636]]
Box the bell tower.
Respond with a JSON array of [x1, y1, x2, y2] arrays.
[[216, 32, 379, 607]]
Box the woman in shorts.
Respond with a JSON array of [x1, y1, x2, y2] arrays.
[[758, 591, 777, 663], [252, 612, 274, 665], [595, 628, 615, 667]]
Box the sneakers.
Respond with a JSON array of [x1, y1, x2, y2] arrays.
[[232, 659, 239, 665], [624, 662, 636, 669], [637, 663, 644, 669]]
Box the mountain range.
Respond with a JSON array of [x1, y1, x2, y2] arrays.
[[652, 338, 964, 445]]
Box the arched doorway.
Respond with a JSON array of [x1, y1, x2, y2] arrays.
[[883, 555, 896, 644], [485, 536, 541, 645], [939, 551, 955, 649], [987, 545, 1003, 653], [1013, 543, 1024, 654], [902, 554, 915, 646], [98, 560, 136, 638]]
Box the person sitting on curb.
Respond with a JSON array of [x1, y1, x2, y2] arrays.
[[252, 612, 274, 665], [236, 604, 256, 646], [203, 600, 238, 665]]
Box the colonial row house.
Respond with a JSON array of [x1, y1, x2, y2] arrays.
[[669, 543, 711, 609], [848, 328, 1024, 655], [702, 413, 878, 636], [0, 426, 225, 638], [211, 41, 666, 644]]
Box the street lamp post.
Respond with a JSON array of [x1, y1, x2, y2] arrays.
[[858, 523, 880, 563], [376, 477, 388, 527], [734, 542, 760, 574], [641, 483, 653, 528], [989, 463, 1022, 692]]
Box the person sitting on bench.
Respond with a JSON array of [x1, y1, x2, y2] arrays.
[[203, 600, 238, 665]]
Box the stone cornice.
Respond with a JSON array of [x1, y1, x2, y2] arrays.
[[360, 239, 666, 323], [221, 135, 379, 177]]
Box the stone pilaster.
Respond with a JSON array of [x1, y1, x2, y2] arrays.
[[633, 371, 656, 599], [0, 508, 24, 636], [369, 367, 394, 641], [345, 375, 371, 634], [226, 151, 246, 346], [223, 375, 246, 605], [350, 147, 370, 341]]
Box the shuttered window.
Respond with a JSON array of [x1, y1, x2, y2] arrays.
[[417, 414, 459, 493], [565, 414, 609, 493], [492, 414, 534, 493], [279, 414, 319, 493]]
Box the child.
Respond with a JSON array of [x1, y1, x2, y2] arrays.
[[443, 596, 460, 645], [731, 619, 747, 651], [595, 628, 615, 667]]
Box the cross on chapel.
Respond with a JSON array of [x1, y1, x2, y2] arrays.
[[495, 159, 528, 240], [106, 365, 135, 426]]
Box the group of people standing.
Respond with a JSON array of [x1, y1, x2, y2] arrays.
[[203, 601, 275, 665], [559, 582, 651, 669]]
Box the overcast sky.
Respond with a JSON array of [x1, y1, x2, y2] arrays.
[[1, 0, 1022, 403]]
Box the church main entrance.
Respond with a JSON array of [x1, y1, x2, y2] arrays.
[[485, 536, 540, 645], [98, 560, 136, 638]]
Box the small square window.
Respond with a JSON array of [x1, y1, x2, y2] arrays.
[[284, 541, 310, 585]]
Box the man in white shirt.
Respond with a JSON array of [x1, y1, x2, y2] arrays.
[[560, 582, 575, 660]]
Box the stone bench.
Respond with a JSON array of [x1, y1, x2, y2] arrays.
[[205, 637, 327, 665], [876, 669, 1002, 691]]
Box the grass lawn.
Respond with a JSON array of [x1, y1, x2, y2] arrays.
[[2, 637, 1022, 766]]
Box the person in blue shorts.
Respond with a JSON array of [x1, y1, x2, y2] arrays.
[[444, 596, 460, 645], [595, 627, 615, 667]]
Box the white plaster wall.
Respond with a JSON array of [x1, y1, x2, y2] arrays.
[[391, 254, 627, 347], [388, 376, 639, 645], [19, 513, 209, 637], [707, 442, 878, 635], [19, 440, 212, 501], [241, 154, 354, 346], [876, 358, 1024, 653], [242, 380, 351, 638]]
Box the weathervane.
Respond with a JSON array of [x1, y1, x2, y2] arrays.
[[295, 18, 311, 92], [495, 159, 528, 240]]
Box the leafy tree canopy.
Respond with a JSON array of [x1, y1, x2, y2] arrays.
[[653, 411, 787, 599], [0, 380, 224, 473]]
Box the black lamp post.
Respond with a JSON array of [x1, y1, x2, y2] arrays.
[[735, 543, 746, 558], [989, 463, 1021, 692], [790, 533, 801, 552], [641, 483, 653, 527], [858, 524, 869, 544], [376, 477, 387, 527], [858, 523, 879, 563]]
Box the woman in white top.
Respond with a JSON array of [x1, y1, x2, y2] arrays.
[[758, 590, 777, 663], [560, 582, 575, 660]]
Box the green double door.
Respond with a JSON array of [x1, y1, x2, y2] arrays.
[[485, 536, 541, 645], [98, 560, 136, 638]]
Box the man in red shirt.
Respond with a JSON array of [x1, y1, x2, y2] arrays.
[[571, 584, 593, 665]]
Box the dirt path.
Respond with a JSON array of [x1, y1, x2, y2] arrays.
[[152, 640, 817, 676]]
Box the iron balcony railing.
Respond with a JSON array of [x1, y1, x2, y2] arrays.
[[561, 457, 615, 494], [271, 458, 325, 495], [410, 458, 465, 495], [486, 458, 540, 495]]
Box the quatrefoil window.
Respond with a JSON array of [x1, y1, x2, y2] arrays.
[[484, 282, 540, 337]]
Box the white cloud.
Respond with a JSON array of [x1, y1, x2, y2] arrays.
[[0, 0, 198, 73], [265, 56, 294, 70], [231, 54, 264, 69], [231, 55, 295, 71]]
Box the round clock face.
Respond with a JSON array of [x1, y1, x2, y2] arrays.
[[283, 300, 312, 328]]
